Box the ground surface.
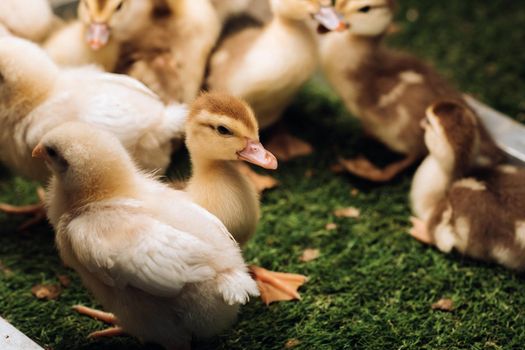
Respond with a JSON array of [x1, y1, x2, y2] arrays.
[[1, 1, 525, 349]]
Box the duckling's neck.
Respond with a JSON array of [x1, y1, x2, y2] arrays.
[[345, 34, 383, 71], [186, 157, 260, 246], [410, 155, 455, 221]]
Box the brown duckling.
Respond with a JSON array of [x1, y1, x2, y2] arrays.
[[410, 101, 525, 270], [320, 0, 502, 181]]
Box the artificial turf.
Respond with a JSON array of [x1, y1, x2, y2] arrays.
[[1, 1, 525, 349]]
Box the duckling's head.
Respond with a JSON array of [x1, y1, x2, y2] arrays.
[[422, 101, 480, 173], [336, 0, 394, 37], [0, 36, 58, 109], [32, 122, 135, 198], [186, 93, 278, 170], [271, 0, 346, 31], [79, 0, 152, 50]]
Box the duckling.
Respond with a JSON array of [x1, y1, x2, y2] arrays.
[[0, 0, 55, 42], [37, 122, 258, 349], [211, 0, 272, 25], [119, 0, 220, 103], [44, 0, 152, 71], [185, 92, 307, 304], [409, 101, 525, 270], [0, 37, 186, 224], [320, 0, 502, 181], [207, 0, 346, 160]]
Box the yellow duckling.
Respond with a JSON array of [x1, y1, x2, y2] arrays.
[[44, 0, 152, 71], [185, 93, 307, 305], [207, 0, 345, 161]]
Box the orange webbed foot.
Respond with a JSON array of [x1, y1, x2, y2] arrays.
[[250, 266, 307, 305], [409, 216, 433, 245], [73, 305, 125, 339]]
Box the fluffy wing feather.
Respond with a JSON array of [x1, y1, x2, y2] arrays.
[[64, 203, 218, 297]]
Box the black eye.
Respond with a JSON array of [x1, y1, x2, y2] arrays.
[[217, 125, 233, 136], [116, 1, 124, 11], [358, 6, 371, 13], [45, 146, 58, 158]]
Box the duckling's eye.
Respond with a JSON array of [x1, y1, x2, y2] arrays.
[[115, 1, 124, 11], [358, 6, 371, 13], [216, 125, 233, 136], [45, 146, 58, 159]]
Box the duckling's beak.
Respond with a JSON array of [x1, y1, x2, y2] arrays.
[[86, 22, 110, 50], [237, 140, 278, 170], [313, 7, 348, 33], [32, 143, 46, 160]]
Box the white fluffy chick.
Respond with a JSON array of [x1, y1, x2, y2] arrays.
[[37, 122, 259, 350], [0, 36, 187, 183], [0, 0, 55, 42]]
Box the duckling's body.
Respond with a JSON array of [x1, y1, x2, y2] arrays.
[[121, 0, 220, 103], [410, 101, 525, 270], [321, 0, 501, 181], [0, 0, 55, 42], [207, 2, 318, 129], [187, 159, 259, 246]]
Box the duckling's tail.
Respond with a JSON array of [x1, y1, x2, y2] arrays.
[[216, 268, 260, 305]]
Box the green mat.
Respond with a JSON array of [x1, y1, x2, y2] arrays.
[[1, 1, 524, 349]]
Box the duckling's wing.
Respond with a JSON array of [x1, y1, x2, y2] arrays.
[[64, 203, 218, 297], [95, 72, 161, 101]]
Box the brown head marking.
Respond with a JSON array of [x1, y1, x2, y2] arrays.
[[189, 92, 257, 133]]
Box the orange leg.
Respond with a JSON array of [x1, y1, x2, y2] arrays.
[[0, 187, 47, 231], [250, 266, 307, 306], [409, 216, 434, 245], [73, 305, 125, 339]]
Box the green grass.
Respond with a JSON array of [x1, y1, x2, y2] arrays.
[[1, 1, 525, 349]]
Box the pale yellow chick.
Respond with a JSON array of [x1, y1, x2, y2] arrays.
[[38, 122, 259, 350]]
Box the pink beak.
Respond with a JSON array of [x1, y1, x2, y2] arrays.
[[86, 23, 110, 50], [313, 7, 348, 32], [237, 140, 278, 170]]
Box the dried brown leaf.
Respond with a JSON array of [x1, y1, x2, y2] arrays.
[[58, 275, 71, 288], [334, 207, 361, 218], [330, 163, 344, 174], [237, 163, 279, 193], [325, 223, 337, 231], [0, 260, 13, 276], [285, 338, 301, 348], [300, 248, 320, 262], [431, 298, 454, 312], [31, 284, 62, 300]]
